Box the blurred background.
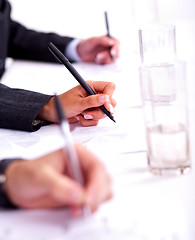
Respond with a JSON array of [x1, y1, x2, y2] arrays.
[[8, 0, 195, 148], [8, 0, 195, 62]]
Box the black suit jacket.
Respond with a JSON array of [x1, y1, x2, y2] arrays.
[[0, 0, 74, 75], [0, 0, 75, 131]]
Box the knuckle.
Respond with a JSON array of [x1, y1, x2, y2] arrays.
[[109, 82, 116, 90], [85, 96, 98, 107]]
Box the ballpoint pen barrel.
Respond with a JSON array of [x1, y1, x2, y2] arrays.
[[64, 61, 96, 95], [60, 121, 91, 216], [61, 121, 84, 185], [54, 94, 85, 185], [105, 11, 110, 37], [48, 42, 95, 95], [104, 12, 113, 60]]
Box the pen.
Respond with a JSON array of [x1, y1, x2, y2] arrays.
[[48, 42, 115, 123], [104, 11, 113, 60], [54, 94, 90, 217]]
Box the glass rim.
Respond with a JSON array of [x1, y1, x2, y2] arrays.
[[138, 23, 175, 31]]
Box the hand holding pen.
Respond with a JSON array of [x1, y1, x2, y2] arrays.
[[4, 133, 113, 212], [47, 42, 116, 124], [75, 25, 119, 64], [53, 94, 113, 215], [77, 36, 119, 64], [38, 79, 116, 126]]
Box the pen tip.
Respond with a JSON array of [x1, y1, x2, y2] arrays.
[[110, 116, 116, 123]]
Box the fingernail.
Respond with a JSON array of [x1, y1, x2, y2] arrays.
[[111, 48, 117, 57], [84, 114, 93, 120], [71, 207, 83, 217], [99, 95, 109, 104], [109, 104, 114, 114], [109, 39, 115, 45], [95, 53, 104, 64]]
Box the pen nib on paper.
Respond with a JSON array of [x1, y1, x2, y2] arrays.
[[110, 116, 116, 123], [111, 116, 116, 123]]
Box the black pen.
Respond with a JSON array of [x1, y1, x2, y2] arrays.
[[54, 94, 90, 217], [104, 11, 113, 60], [48, 42, 115, 123]]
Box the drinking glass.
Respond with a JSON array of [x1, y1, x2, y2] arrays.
[[140, 61, 190, 176], [139, 24, 176, 66]]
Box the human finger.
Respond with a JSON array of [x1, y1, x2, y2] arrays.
[[42, 168, 86, 207], [79, 93, 110, 111], [95, 51, 114, 64], [74, 144, 113, 212], [87, 81, 116, 97], [76, 114, 99, 127], [82, 101, 115, 121]]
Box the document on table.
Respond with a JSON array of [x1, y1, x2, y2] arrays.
[[0, 104, 146, 161], [0, 207, 139, 240], [0, 173, 191, 240]]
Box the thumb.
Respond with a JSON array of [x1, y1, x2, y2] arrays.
[[81, 94, 109, 109], [97, 37, 115, 47]]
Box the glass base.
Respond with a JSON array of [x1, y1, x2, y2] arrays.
[[148, 165, 191, 176]]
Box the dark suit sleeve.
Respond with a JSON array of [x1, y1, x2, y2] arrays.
[[0, 83, 53, 131], [8, 20, 74, 62]]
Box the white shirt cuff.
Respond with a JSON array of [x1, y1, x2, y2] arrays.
[[65, 38, 82, 62]]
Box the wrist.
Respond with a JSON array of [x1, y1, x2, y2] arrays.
[[0, 159, 21, 209], [37, 96, 57, 123], [65, 38, 82, 62]]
